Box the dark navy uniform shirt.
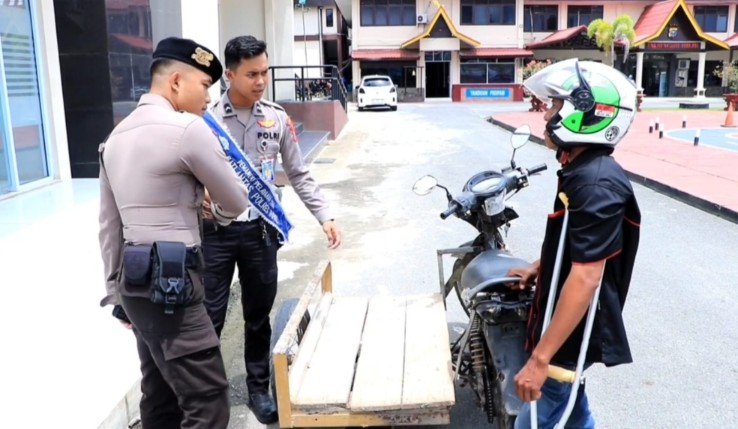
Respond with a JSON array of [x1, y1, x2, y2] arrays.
[[527, 147, 641, 368]]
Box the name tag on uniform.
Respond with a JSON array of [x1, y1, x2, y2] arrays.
[[261, 159, 275, 183]]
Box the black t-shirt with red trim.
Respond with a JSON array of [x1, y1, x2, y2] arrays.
[[527, 147, 641, 368]]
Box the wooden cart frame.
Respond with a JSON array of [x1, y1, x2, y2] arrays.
[[272, 260, 455, 428]]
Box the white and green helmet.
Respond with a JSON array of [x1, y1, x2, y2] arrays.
[[523, 58, 637, 148]]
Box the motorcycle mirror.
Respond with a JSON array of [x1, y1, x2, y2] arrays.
[[509, 125, 531, 169], [412, 175, 438, 196], [510, 125, 531, 149]]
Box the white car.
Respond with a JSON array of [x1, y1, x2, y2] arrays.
[[357, 75, 397, 111]]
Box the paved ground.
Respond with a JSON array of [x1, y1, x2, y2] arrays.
[[217, 100, 738, 429]]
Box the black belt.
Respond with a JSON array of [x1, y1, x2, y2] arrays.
[[122, 243, 202, 269]]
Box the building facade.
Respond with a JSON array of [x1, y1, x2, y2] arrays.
[[0, 0, 69, 196], [348, 0, 738, 101], [293, 0, 351, 78], [0, 0, 297, 195]]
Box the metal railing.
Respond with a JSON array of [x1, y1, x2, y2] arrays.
[[269, 64, 349, 112]]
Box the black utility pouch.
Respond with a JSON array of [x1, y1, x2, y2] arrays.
[[122, 244, 153, 286], [151, 241, 188, 315]]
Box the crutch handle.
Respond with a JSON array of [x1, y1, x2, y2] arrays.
[[548, 365, 576, 384]]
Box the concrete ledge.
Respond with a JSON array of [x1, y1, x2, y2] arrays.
[[97, 380, 141, 429], [679, 102, 709, 109], [487, 116, 738, 225]]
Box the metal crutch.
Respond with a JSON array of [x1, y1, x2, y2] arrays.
[[530, 192, 602, 429]]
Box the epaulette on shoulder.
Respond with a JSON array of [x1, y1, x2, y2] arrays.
[[259, 99, 285, 112]]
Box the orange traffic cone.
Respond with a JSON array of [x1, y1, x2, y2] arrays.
[[722, 101, 737, 128]]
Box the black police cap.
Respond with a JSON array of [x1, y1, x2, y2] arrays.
[[153, 37, 223, 85]]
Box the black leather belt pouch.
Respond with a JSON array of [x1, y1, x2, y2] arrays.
[[122, 244, 153, 286], [151, 241, 188, 313]]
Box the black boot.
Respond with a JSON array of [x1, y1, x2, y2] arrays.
[[249, 392, 278, 424]]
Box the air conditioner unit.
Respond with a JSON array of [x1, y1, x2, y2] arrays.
[[678, 59, 690, 69], [417, 14, 428, 24]]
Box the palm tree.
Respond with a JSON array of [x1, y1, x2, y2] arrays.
[[587, 15, 636, 67]]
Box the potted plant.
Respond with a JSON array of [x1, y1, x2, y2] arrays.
[[522, 59, 552, 112], [713, 62, 738, 110]]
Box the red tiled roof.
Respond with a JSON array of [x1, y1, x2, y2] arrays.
[[525, 25, 587, 49], [634, 0, 680, 45], [351, 49, 420, 61], [725, 33, 738, 48], [633, 0, 728, 49], [460, 48, 533, 58], [111, 33, 153, 51]]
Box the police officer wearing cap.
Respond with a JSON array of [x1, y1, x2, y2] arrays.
[[98, 37, 249, 429], [201, 35, 342, 424]]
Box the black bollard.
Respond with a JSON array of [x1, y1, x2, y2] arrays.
[[649, 119, 654, 133], [694, 129, 700, 146], [682, 115, 687, 128], [659, 130, 663, 139]]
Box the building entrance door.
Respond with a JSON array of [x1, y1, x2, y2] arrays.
[[643, 54, 672, 97], [425, 51, 451, 98]]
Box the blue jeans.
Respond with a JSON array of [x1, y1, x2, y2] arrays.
[[514, 379, 595, 429]]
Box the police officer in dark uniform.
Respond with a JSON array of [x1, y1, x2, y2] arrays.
[[98, 37, 249, 429], [201, 35, 342, 424]]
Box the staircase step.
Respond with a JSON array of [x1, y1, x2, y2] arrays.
[[276, 129, 329, 182], [296, 130, 330, 163], [293, 121, 305, 135]]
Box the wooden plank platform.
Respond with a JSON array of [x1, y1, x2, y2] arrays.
[[349, 296, 407, 411], [273, 260, 454, 427], [292, 297, 369, 408], [401, 293, 455, 409]]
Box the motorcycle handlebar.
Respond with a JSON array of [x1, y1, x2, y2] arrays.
[[440, 202, 459, 220], [527, 163, 548, 175]]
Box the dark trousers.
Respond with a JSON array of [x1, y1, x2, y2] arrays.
[[201, 219, 280, 394], [119, 267, 230, 429]]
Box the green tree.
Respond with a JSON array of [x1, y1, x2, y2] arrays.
[[587, 15, 636, 66]]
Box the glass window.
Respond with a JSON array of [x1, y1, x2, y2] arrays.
[[487, 63, 514, 83], [1, 1, 49, 187], [695, 6, 728, 32], [326, 8, 334, 27], [460, 0, 516, 25], [360, 0, 415, 26], [567, 5, 603, 27], [425, 51, 451, 62], [0, 117, 9, 193], [524, 5, 558, 32], [460, 59, 514, 84], [460, 63, 487, 83]]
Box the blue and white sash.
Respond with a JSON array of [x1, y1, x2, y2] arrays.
[[203, 111, 292, 242]]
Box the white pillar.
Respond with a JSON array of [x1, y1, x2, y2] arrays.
[[181, 0, 220, 102], [696, 51, 707, 98], [265, 0, 295, 101], [635, 52, 644, 93], [36, 0, 71, 180]]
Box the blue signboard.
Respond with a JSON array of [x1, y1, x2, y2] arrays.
[[465, 88, 511, 99]]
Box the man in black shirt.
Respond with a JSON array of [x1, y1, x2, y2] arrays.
[[509, 59, 641, 429]]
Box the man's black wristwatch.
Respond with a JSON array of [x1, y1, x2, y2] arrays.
[[112, 305, 131, 323]]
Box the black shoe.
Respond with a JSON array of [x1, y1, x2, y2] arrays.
[[249, 392, 278, 424]]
